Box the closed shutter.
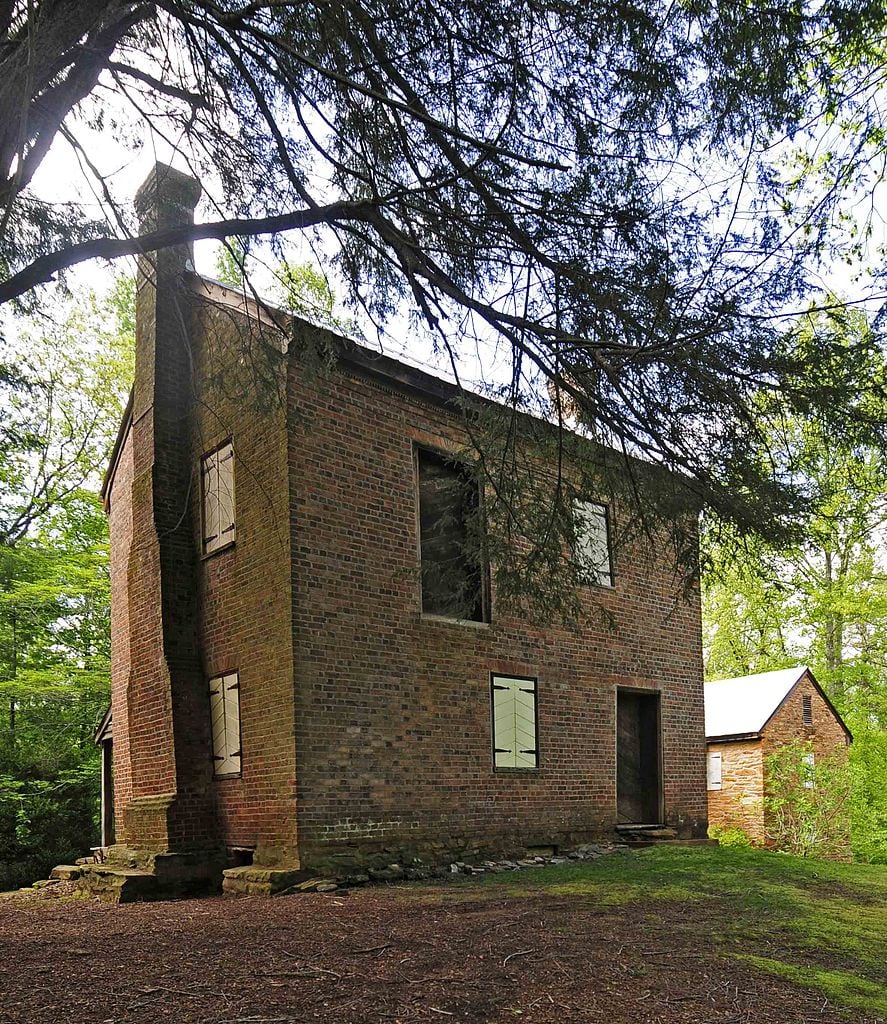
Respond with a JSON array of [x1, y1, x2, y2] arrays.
[[217, 443, 236, 544], [706, 751, 722, 790], [492, 675, 538, 769], [209, 672, 242, 776], [202, 450, 220, 552], [202, 442, 235, 554], [223, 672, 242, 774]]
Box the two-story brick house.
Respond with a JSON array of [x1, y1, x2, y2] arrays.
[[84, 164, 708, 900]]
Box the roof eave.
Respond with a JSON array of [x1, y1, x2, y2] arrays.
[[706, 731, 762, 744]]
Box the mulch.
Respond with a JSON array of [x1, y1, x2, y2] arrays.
[[0, 880, 879, 1024]]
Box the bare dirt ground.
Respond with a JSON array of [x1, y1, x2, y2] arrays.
[[0, 879, 879, 1024]]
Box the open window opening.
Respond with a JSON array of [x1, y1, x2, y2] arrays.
[[417, 447, 488, 621]]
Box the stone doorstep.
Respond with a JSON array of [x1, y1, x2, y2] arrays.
[[221, 865, 312, 897]]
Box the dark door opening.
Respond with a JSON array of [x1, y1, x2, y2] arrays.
[[616, 691, 661, 824]]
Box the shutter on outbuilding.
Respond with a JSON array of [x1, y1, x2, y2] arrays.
[[706, 751, 722, 790]]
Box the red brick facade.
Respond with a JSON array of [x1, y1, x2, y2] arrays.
[[104, 165, 709, 882]]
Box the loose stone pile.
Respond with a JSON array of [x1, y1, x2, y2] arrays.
[[290, 843, 629, 894]]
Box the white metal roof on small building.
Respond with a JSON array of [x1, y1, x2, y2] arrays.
[[704, 666, 809, 740]]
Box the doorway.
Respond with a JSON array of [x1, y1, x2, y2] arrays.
[[616, 690, 661, 824]]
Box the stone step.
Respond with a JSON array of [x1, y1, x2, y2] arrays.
[[50, 864, 82, 881], [77, 865, 162, 904], [222, 865, 310, 896], [616, 826, 677, 841]]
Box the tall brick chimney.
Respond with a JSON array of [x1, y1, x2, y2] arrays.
[[119, 164, 218, 869]]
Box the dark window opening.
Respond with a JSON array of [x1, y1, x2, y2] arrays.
[[417, 448, 488, 621], [802, 694, 813, 726]]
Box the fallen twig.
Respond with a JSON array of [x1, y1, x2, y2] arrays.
[[503, 948, 535, 966]]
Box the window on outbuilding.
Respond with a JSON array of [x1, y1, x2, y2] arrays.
[[201, 441, 235, 555], [491, 674, 538, 769], [417, 448, 487, 621], [802, 694, 813, 726], [706, 751, 722, 791], [209, 672, 242, 776], [802, 750, 815, 789], [573, 499, 614, 587]]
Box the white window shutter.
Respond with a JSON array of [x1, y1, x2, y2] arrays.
[[492, 676, 538, 769], [203, 450, 220, 552], [707, 751, 722, 790], [218, 443, 235, 542], [573, 500, 612, 586], [202, 443, 235, 554], [209, 678, 227, 772], [209, 672, 242, 776], [492, 679, 516, 768], [224, 672, 242, 775]]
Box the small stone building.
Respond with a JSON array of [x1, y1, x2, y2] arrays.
[[704, 666, 852, 843], [85, 163, 710, 900]]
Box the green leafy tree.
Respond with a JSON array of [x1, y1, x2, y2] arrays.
[[703, 306, 887, 862], [0, 280, 132, 888]]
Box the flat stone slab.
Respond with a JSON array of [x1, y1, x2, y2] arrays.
[[78, 865, 161, 904], [222, 866, 307, 896], [50, 865, 81, 881]]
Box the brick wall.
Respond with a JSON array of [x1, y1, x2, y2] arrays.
[[286, 333, 708, 872], [108, 426, 134, 832], [706, 739, 765, 842], [188, 294, 298, 866]]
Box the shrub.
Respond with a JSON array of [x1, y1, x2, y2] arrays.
[[764, 740, 851, 859]]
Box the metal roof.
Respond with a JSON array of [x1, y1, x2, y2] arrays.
[[704, 666, 809, 739]]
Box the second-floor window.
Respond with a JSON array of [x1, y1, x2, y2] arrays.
[[417, 447, 488, 621], [572, 499, 614, 587], [201, 441, 235, 555]]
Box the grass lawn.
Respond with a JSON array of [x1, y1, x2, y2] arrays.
[[434, 844, 887, 1018]]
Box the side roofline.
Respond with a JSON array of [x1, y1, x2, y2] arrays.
[[705, 731, 762, 744], [100, 389, 134, 509], [94, 705, 113, 744], [100, 271, 702, 509]]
